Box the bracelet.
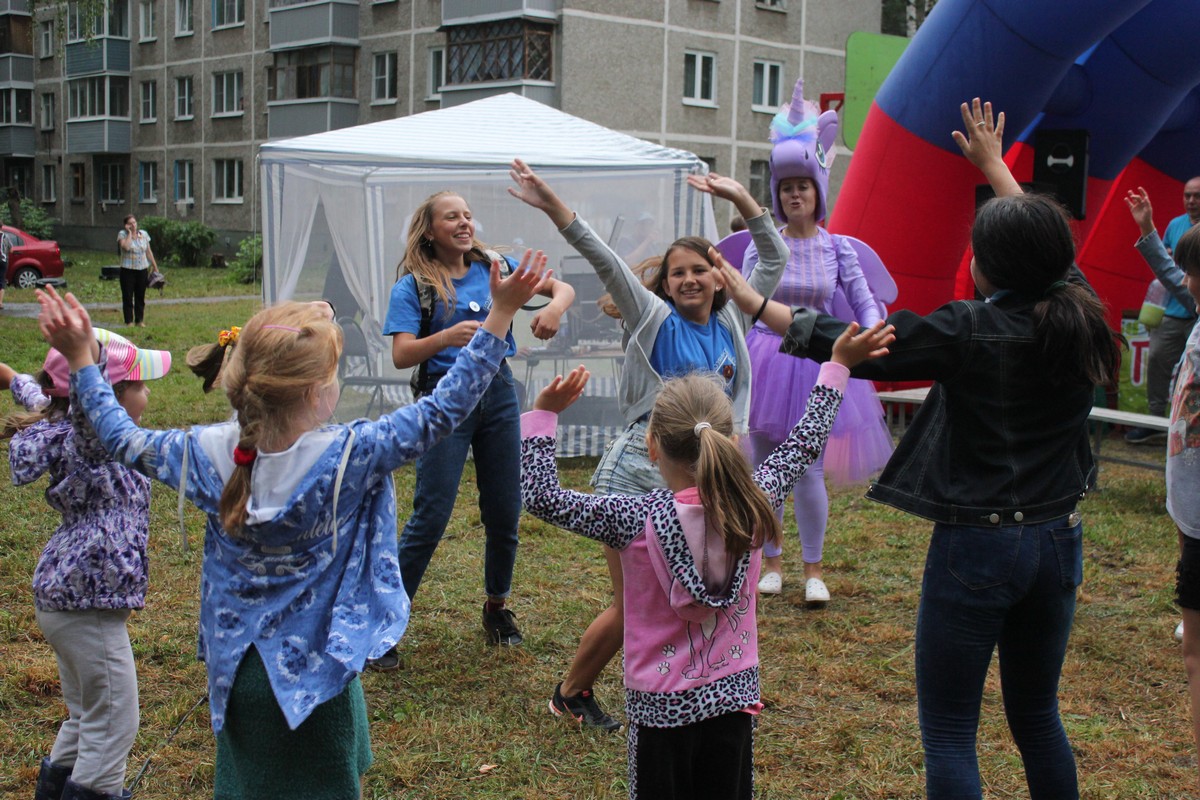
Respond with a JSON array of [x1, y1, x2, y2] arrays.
[[751, 296, 769, 325]]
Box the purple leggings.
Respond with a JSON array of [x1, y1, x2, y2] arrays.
[[750, 432, 827, 563]]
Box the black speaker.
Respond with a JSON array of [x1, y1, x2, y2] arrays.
[[1032, 129, 1089, 220]]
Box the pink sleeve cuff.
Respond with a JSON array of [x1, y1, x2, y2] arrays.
[[521, 409, 559, 438], [816, 361, 850, 392]]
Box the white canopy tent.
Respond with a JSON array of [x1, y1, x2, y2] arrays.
[[259, 93, 717, 454]]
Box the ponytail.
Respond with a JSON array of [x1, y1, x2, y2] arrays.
[[1033, 282, 1122, 386]]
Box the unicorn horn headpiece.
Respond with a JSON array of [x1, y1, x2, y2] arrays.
[[768, 78, 839, 223]]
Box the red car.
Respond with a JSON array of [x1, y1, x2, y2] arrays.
[[3, 225, 65, 289]]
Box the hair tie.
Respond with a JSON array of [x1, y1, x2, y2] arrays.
[[218, 326, 241, 347], [693, 421, 712, 437], [232, 445, 258, 466], [261, 324, 301, 333], [1043, 280, 1068, 297]]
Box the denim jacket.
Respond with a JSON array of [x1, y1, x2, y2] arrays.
[[781, 287, 1094, 526]]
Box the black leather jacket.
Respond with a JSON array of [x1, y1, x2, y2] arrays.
[[782, 290, 1094, 526]]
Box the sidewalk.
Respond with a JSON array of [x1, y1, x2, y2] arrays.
[[1, 295, 252, 319]]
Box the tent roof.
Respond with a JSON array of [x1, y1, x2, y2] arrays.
[[259, 93, 702, 170]]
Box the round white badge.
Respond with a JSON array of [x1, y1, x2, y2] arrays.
[[469, 301, 481, 312]]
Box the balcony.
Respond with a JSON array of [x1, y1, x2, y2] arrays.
[[438, 80, 555, 108], [267, 97, 358, 139], [268, 0, 358, 50], [65, 118, 130, 153], [0, 52, 32, 84], [65, 38, 130, 77], [441, 0, 557, 25], [0, 122, 32, 156]]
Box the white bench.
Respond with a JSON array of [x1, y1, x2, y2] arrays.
[[876, 387, 1168, 482]]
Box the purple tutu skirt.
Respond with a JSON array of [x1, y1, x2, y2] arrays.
[[746, 327, 894, 485]]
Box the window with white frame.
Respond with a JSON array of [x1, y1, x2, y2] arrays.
[[174, 159, 193, 202], [372, 52, 397, 102], [40, 21, 54, 57], [175, 75, 193, 119], [268, 47, 355, 101], [139, 0, 155, 40], [40, 92, 54, 129], [108, 0, 129, 37], [751, 60, 783, 112], [756, 0, 786, 8], [99, 162, 125, 203], [176, 0, 193, 34], [139, 161, 157, 202], [749, 159, 771, 209], [213, 71, 243, 115], [67, 76, 128, 119], [0, 89, 32, 125], [683, 50, 716, 106], [42, 164, 57, 202], [140, 81, 156, 121], [428, 47, 445, 99], [213, 158, 242, 202], [213, 0, 244, 28], [66, 3, 95, 41]]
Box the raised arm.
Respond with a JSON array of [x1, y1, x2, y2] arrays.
[[952, 98, 1021, 199], [1127, 188, 1196, 312]]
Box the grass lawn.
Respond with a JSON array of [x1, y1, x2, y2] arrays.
[[0, 262, 1193, 798]]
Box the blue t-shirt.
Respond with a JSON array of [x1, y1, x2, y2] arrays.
[[649, 312, 738, 392], [1162, 214, 1198, 320], [383, 259, 518, 374]]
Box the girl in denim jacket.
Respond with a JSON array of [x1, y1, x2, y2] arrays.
[[713, 99, 1123, 800]]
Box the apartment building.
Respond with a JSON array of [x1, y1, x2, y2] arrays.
[[0, 0, 879, 248]]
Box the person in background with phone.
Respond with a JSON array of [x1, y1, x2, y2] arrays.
[[116, 215, 158, 328]]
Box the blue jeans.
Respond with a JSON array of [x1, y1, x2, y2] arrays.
[[915, 515, 1082, 800], [589, 419, 663, 495], [398, 362, 520, 601]]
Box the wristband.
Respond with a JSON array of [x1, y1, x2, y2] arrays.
[[751, 296, 769, 325]]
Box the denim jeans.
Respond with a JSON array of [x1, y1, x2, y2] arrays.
[[589, 419, 664, 495], [915, 515, 1082, 800], [398, 362, 520, 601]]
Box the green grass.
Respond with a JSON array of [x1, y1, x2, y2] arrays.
[[0, 261, 1195, 798]]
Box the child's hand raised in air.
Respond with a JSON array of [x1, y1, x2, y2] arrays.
[[507, 158, 575, 229], [534, 366, 590, 414], [36, 286, 98, 370], [483, 249, 552, 342], [831, 320, 895, 369], [707, 246, 757, 309], [1124, 187, 1156, 238]]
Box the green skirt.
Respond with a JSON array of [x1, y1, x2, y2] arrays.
[[214, 648, 372, 800]]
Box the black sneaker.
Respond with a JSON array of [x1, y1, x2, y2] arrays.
[[482, 605, 524, 646], [366, 645, 402, 671], [1124, 426, 1166, 445], [549, 682, 621, 732]]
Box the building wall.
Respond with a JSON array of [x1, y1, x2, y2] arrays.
[[18, 0, 878, 250]]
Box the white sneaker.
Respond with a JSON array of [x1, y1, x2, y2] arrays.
[[805, 577, 830, 606], [757, 571, 782, 595], [1177, 620, 1185, 641]]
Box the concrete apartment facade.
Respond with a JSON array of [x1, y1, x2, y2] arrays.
[[0, 0, 880, 250]]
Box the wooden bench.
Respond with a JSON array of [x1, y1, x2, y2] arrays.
[[876, 387, 1168, 483]]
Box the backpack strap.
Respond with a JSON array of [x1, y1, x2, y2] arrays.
[[410, 280, 438, 399]]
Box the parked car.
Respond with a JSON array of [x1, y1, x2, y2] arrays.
[[3, 225, 65, 289]]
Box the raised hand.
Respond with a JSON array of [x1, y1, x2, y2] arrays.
[[534, 366, 590, 413], [951, 98, 1021, 198], [1124, 187, 1156, 237], [507, 158, 574, 229], [831, 320, 895, 368], [688, 172, 762, 219], [483, 249, 552, 342], [708, 246, 759, 311], [36, 286, 97, 370]]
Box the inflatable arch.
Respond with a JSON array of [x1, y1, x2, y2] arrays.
[[832, 0, 1200, 327]]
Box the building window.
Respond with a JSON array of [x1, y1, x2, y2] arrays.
[[67, 77, 129, 119], [174, 159, 193, 202], [9, 165, 30, 198], [139, 0, 155, 40], [756, 0, 786, 8], [683, 50, 716, 106], [176, 0, 193, 34], [446, 19, 553, 85], [213, 158, 242, 202], [213, 0, 244, 28], [428, 47, 445, 98], [67, 0, 129, 40], [139, 161, 157, 202], [140, 81, 156, 122], [0, 89, 33, 125], [372, 52, 397, 102], [40, 20, 54, 57], [175, 75, 193, 119], [99, 162, 124, 203], [40, 93, 54, 130], [108, 0, 129, 37], [268, 47, 355, 101], [749, 159, 771, 209], [42, 164, 57, 203], [70, 163, 84, 201], [213, 71, 243, 115], [751, 60, 783, 112]]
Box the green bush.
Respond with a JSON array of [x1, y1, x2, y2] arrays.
[[0, 198, 56, 239], [136, 217, 216, 267], [228, 234, 262, 285]]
